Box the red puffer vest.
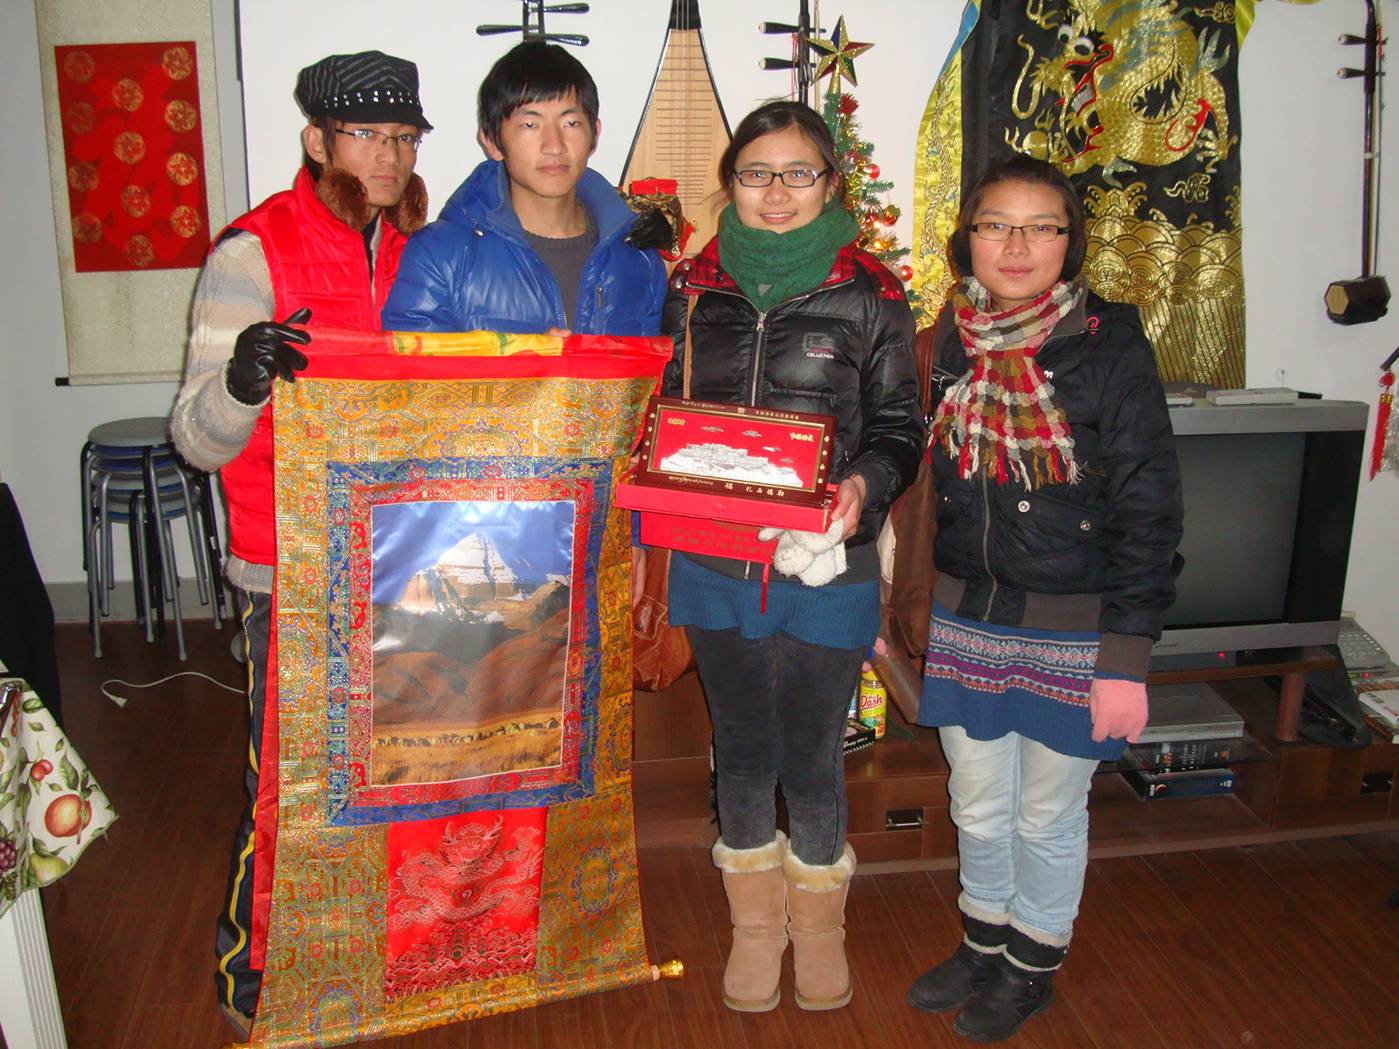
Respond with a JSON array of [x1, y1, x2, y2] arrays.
[[219, 167, 406, 567]]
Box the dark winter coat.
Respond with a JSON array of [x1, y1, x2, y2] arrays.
[[382, 160, 667, 335], [927, 291, 1182, 669], [661, 237, 924, 551]]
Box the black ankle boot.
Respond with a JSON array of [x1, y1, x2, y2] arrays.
[[906, 912, 1008, 1014], [953, 927, 1065, 1042], [907, 942, 1003, 1013]]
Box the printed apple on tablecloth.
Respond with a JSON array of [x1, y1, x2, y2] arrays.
[[0, 679, 115, 914]]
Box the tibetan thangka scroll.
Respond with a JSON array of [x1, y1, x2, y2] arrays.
[[914, 0, 1252, 387], [241, 330, 670, 1049]]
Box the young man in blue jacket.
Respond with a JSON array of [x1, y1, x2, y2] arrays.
[[382, 41, 667, 335]]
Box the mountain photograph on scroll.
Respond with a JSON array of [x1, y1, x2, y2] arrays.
[[369, 499, 575, 787]]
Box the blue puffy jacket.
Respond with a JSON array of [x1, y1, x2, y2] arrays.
[[382, 160, 667, 335]]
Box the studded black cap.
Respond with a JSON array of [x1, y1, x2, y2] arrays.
[[295, 50, 432, 130]]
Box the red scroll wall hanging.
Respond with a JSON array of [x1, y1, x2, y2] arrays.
[[54, 41, 211, 272]]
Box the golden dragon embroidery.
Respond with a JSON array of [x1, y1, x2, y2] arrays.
[[1008, 0, 1234, 186]]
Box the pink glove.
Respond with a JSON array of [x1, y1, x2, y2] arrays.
[[1089, 677, 1148, 743]]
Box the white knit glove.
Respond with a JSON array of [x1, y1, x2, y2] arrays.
[[757, 519, 847, 587], [759, 525, 814, 577]]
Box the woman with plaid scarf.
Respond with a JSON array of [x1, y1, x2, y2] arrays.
[[906, 156, 1182, 1041]]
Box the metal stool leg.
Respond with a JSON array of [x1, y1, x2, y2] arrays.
[[126, 492, 141, 632], [187, 471, 223, 629], [145, 448, 186, 661], [129, 490, 154, 640], [97, 473, 115, 618], [167, 466, 208, 606], [81, 442, 102, 656], [87, 515, 103, 658], [159, 511, 186, 661], [79, 442, 94, 577], [197, 473, 228, 625], [137, 481, 165, 646]]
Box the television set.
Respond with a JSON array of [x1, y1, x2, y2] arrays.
[[1150, 398, 1368, 669]]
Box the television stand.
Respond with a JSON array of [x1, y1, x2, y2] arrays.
[[1147, 646, 1339, 742], [634, 644, 1398, 868]]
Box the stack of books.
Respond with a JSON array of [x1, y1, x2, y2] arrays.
[[1353, 668, 1399, 744], [1122, 740, 1240, 799], [1121, 684, 1245, 800]]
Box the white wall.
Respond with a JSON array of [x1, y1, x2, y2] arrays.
[[237, 0, 935, 244], [1, 0, 185, 593], [1238, 2, 1398, 650], [4, 0, 1396, 651]]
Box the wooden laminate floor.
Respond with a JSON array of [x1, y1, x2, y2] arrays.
[[36, 618, 1399, 1049]]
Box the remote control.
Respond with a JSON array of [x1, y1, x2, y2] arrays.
[[1338, 617, 1391, 671], [1165, 393, 1195, 407], [1205, 387, 1299, 406]]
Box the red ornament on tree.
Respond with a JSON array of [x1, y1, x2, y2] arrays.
[[816, 23, 917, 305]]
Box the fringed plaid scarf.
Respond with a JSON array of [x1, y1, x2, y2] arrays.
[[932, 278, 1085, 489]]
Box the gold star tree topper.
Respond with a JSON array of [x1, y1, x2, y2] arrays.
[[806, 15, 873, 93]]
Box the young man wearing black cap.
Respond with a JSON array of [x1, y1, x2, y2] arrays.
[[170, 49, 431, 1037], [382, 41, 667, 336]]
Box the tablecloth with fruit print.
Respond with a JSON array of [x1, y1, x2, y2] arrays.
[[0, 677, 116, 915], [243, 330, 671, 1049]]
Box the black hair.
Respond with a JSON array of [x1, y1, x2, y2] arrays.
[[949, 154, 1087, 281], [718, 101, 843, 198], [477, 41, 599, 149], [302, 116, 338, 179]]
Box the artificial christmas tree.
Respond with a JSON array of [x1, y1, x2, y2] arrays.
[[807, 17, 914, 292]]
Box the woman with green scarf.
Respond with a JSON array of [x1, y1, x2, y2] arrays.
[[659, 101, 923, 1014]]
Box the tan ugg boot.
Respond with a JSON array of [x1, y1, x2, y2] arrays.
[[784, 843, 857, 1010], [711, 832, 789, 1012]]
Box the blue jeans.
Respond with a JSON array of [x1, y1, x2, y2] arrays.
[[939, 725, 1099, 944], [687, 626, 863, 866]]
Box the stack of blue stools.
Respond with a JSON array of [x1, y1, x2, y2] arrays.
[[81, 417, 226, 660]]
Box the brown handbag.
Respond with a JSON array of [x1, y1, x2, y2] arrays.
[[884, 319, 948, 661], [632, 543, 694, 691], [632, 296, 699, 692]]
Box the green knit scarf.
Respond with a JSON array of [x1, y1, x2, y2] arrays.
[[716, 198, 860, 313]]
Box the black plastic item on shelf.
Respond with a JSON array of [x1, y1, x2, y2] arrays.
[[0, 484, 61, 727], [1267, 646, 1374, 749]]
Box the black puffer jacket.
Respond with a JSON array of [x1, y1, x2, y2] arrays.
[[928, 292, 1182, 649], [660, 238, 923, 551]]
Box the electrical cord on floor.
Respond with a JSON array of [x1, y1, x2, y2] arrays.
[[101, 672, 243, 707]]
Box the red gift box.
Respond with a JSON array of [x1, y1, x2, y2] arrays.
[[616, 481, 835, 561], [619, 395, 838, 561], [637, 511, 776, 562], [631, 397, 835, 504]]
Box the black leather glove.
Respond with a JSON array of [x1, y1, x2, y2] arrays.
[[225, 307, 312, 406]]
